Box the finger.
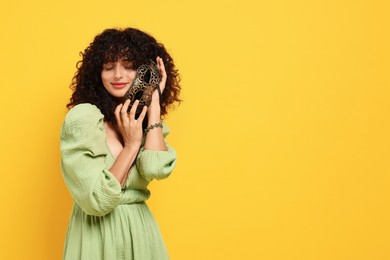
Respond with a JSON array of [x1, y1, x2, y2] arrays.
[[121, 99, 131, 123], [156, 57, 167, 93], [121, 99, 131, 113], [129, 99, 139, 119], [137, 106, 148, 123], [115, 103, 124, 129], [157, 57, 167, 79]]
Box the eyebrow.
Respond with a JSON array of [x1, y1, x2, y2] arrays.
[[103, 58, 132, 65]]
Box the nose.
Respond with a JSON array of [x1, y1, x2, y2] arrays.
[[114, 64, 124, 79]]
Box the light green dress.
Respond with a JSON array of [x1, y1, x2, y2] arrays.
[[60, 103, 176, 260]]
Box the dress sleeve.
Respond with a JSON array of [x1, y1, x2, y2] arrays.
[[136, 121, 177, 182], [60, 104, 122, 217]]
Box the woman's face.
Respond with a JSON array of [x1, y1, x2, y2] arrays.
[[101, 58, 136, 98]]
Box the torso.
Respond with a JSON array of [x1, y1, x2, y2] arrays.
[[104, 121, 123, 159]]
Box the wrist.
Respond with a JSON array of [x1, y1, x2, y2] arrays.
[[123, 143, 141, 153], [144, 122, 163, 135], [147, 101, 161, 117]]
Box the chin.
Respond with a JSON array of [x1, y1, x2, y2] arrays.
[[109, 90, 127, 99]]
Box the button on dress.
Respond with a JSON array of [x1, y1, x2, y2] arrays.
[[60, 103, 176, 260]]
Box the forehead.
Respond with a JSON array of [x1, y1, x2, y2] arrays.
[[103, 57, 132, 64]]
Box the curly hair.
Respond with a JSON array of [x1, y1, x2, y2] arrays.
[[67, 27, 181, 123]]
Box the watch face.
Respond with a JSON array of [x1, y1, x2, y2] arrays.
[[125, 60, 161, 115]]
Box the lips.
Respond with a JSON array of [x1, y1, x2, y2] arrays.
[[111, 82, 128, 89]]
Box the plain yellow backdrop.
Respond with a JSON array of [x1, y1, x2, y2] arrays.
[[0, 0, 389, 259]]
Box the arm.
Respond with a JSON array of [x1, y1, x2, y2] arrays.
[[136, 57, 176, 181], [137, 122, 176, 181], [144, 56, 168, 151], [60, 104, 122, 216], [109, 99, 147, 187], [109, 145, 139, 187]]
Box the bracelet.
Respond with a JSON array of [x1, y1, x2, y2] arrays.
[[144, 122, 163, 134]]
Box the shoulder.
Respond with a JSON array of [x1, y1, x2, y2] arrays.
[[66, 103, 103, 120], [64, 103, 104, 126], [61, 103, 104, 136]]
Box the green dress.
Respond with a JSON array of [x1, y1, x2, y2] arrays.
[[60, 103, 176, 260]]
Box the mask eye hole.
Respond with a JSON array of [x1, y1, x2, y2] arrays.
[[134, 90, 143, 101], [143, 69, 151, 83]]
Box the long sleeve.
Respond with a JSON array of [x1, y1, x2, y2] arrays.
[[60, 104, 122, 217], [136, 121, 177, 182]]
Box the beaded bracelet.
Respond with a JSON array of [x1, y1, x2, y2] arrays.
[[144, 122, 163, 134]]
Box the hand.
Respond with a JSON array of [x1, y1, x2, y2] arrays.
[[157, 56, 167, 93], [114, 99, 147, 148], [150, 56, 167, 105]]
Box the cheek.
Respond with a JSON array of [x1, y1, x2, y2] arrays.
[[101, 72, 111, 90], [127, 70, 136, 80], [101, 71, 114, 87], [101, 71, 109, 81]]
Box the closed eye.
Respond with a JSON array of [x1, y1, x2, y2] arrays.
[[123, 61, 134, 70], [102, 62, 114, 70]]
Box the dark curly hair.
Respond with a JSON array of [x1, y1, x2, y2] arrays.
[[67, 27, 181, 123]]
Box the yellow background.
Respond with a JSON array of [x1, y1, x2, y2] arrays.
[[0, 0, 389, 259]]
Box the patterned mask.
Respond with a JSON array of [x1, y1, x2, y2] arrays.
[[125, 60, 161, 115]]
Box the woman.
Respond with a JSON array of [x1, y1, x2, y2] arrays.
[[60, 28, 181, 259]]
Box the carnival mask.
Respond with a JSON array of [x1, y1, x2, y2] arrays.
[[124, 60, 161, 115]]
